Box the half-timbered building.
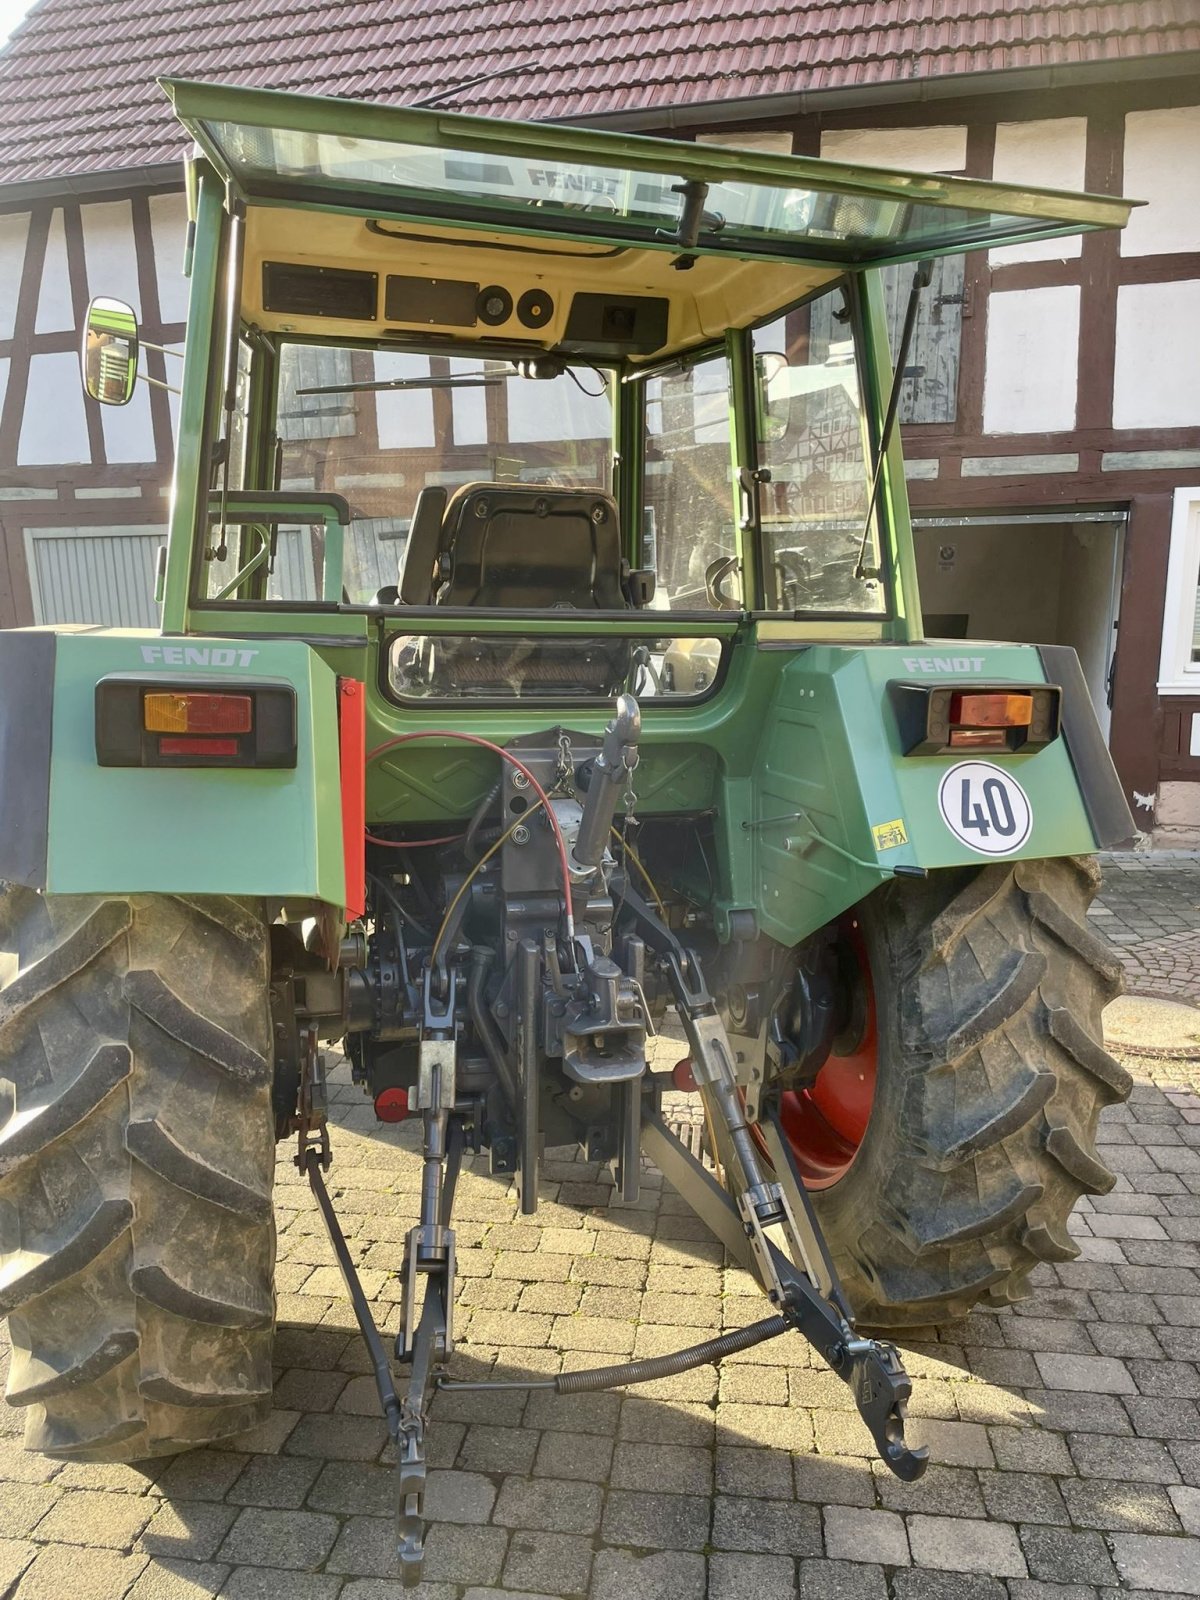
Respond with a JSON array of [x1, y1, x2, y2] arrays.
[[0, 1, 1198, 840]]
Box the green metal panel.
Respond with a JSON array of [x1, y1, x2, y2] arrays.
[[45, 630, 345, 902], [750, 643, 1101, 946]]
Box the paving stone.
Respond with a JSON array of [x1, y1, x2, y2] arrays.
[[12, 1545, 147, 1600], [714, 1401, 814, 1452], [588, 1548, 706, 1600], [502, 1529, 593, 1595], [305, 1460, 396, 1518], [609, 1440, 712, 1496], [125, 1558, 229, 1599], [978, 1469, 1070, 1526], [422, 1470, 497, 1524], [1167, 1482, 1200, 1532], [420, 1523, 509, 1586], [456, 1424, 538, 1475], [282, 1414, 389, 1461], [873, 1463, 987, 1518], [1060, 1474, 1181, 1531], [0, 1481, 59, 1538], [988, 1426, 1075, 1476], [1032, 1353, 1135, 1393], [709, 1551, 797, 1600], [890, 1575, 1007, 1600], [1006, 1585, 1099, 1600], [226, 1454, 322, 1509], [217, 1507, 340, 1570], [600, 1488, 710, 1549], [0, 1540, 35, 1595], [907, 1514, 1027, 1578], [797, 1558, 889, 1599], [1067, 1429, 1179, 1482], [492, 1474, 602, 1534], [792, 1452, 876, 1507], [137, 1501, 238, 1562], [1018, 1526, 1117, 1585], [917, 1418, 995, 1467], [617, 1398, 714, 1447], [824, 1504, 910, 1565], [711, 1495, 822, 1556], [531, 1428, 613, 1482], [33, 1488, 155, 1550], [1111, 1532, 1200, 1596]]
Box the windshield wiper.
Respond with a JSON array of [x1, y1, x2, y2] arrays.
[[296, 375, 505, 397], [853, 259, 933, 581]]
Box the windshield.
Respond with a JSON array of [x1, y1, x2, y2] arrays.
[[203, 348, 614, 606]]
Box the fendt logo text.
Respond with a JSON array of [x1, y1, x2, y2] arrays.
[[140, 645, 260, 667]]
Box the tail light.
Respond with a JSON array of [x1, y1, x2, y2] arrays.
[[95, 677, 296, 767], [890, 681, 1059, 756]]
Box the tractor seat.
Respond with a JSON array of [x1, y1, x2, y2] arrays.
[[436, 483, 626, 609]]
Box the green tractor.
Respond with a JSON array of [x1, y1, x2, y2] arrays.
[[0, 80, 1135, 1580]]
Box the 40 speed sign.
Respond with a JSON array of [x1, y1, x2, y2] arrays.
[[937, 761, 1033, 856]]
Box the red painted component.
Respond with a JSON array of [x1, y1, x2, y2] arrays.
[[777, 917, 879, 1190], [158, 735, 239, 757], [374, 1087, 410, 1122], [338, 677, 366, 920], [672, 1057, 698, 1093]]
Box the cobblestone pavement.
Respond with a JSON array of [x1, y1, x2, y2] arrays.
[[1095, 851, 1200, 1002], [1, 927, 1200, 1598]]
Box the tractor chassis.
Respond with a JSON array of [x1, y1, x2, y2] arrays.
[[296, 927, 929, 1586]]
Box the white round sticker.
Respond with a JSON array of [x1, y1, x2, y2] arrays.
[[937, 761, 1032, 856]]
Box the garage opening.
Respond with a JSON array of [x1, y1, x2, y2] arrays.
[[913, 509, 1126, 741]]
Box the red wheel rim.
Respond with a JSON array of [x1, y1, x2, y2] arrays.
[[777, 918, 878, 1190]]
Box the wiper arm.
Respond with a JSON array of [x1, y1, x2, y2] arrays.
[[853, 259, 933, 581], [295, 375, 505, 397]]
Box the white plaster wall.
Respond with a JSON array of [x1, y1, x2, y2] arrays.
[[99, 371, 156, 463], [990, 118, 1088, 264], [149, 192, 190, 322], [820, 125, 967, 173], [697, 129, 793, 155], [81, 200, 142, 316], [1121, 105, 1200, 257], [373, 351, 435, 450], [34, 209, 74, 334], [1113, 279, 1200, 429], [0, 212, 29, 341], [19, 351, 89, 464], [0, 356, 8, 420], [983, 285, 1080, 434]]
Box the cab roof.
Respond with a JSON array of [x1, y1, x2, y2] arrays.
[[165, 77, 1136, 365]]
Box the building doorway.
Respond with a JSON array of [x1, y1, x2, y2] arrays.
[[912, 510, 1126, 741]]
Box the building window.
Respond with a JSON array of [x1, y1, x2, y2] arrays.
[[1158, 487, 1200, 693]]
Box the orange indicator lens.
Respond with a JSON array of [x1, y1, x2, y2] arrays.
[[948, 692, 1033, 728], [143, 692, 252, 735]]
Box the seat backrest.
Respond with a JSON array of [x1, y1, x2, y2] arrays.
[[397, 484, 450, 605], [437, 483, 626, 609]]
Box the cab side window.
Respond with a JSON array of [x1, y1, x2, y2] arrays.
[[642, 354, 740, 610]]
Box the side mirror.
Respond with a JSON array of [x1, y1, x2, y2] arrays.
[[754, 350, 790, 443], [81, 297, 139, 407]]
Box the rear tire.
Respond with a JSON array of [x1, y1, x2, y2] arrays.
[[718, 857, 1130, 1329], [0, 886, 276, 1460]]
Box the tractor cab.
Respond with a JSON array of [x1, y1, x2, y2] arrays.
[[85, 79, 1130, 698]]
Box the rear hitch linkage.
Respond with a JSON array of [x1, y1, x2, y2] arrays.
[[296, 809, 925, 1586]]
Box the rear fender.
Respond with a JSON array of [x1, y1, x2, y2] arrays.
[[0, 628, 349, 905], [748, 641, 1133, 947]]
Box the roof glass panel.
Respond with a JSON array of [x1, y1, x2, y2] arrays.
[[167, 80, 1135, 269]]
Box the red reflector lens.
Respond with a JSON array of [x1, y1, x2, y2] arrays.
[[158, 736, 240, 757], [671, 1058, 699, 1093], [374, 1087, 410, 1123], [948, 692, 1033, 728], [948, 728, 1008, 749], [144, 692, 253, 734]]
